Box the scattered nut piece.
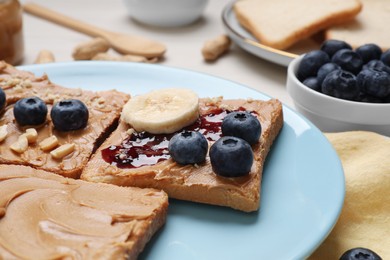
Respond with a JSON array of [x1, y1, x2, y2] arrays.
[[97, 97, 105, 104], [6, 78, 21, 87], [12, 85, 23, 93], [34, 50, 55, 64], [24, 128, 38, 143], [72, 37, 110, 60], [10, 135, 28, 153], [126, 128, 135, 136], [50, 143, 75, 159], [22, 79, 32, 88], [201, 34, 231, 61], [39, 135, 59, 151], [92, 52, 158, 63], [0, 125, 8, 142]]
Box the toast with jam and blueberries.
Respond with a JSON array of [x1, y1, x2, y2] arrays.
[[0, 61, 130, 178], [0, 164, 168, 260], [81, 88, 283, 212]]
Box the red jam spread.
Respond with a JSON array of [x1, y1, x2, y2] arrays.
[[101, 108, 251, 168]]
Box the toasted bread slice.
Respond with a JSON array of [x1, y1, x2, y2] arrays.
[[234, 0, 362, 50], [81, 97, 283, 212], [0, 61, 85, 105], [0, 164, 168, 260], [325, 0, 390, 50], [0, 62, 130, 178]]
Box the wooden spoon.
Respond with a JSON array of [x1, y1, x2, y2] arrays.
[[23, 2, 166, 58]]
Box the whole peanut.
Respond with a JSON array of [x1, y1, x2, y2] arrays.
[[72, 37, 110, 60], [202, 35, 231, 61]]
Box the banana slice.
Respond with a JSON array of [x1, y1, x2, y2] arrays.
[[122, 88, 199, 134]]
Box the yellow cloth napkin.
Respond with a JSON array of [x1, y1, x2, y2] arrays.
[[309, 131, 390, 259]]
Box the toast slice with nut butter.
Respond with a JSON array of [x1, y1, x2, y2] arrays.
[[0, 61, 130, 178], [82, 89, 283, 212], [0, 164, 168, 260]]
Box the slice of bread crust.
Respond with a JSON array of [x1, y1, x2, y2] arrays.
[[81, 98, 283, 212], [0, 62, 130, 179], [325, 0, 390, 50], [234, 0, 362, 50], [0, 61, 88, 105], [0, 164, 168, 260]]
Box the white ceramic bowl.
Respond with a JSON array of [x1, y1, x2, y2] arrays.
[[287, 56, 390, 136], [123, 0, 209, 27]]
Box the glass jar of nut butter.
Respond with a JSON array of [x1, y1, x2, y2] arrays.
[[0, 0, 24, 65]]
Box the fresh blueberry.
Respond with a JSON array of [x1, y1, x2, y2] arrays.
[[13, 97, 47, 126], [357, 68, 390, 98], [339, 247, 382, 260], [303, 77, 321, 92], [356, 92, 384, 103], [221, 111, 261, 145], [317, 63, 341, 85], [363, 60, 390, 74], [380, 49, 390, 66], [356, 43, 382, 64], [297, 50, 330, 81], [382, 94, 390, 103], [168, 131, 208, 165], [332, 49, 363, 75], [209, 136, 253, 177], [51, 99, 89, 131], [322, 69, 359, 100], [0, 88, 6, 111], [320, 39, 352, 58]]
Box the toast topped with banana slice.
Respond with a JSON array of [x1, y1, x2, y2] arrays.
[[0, 61, 130, 178], [81, 88, 283, 212]]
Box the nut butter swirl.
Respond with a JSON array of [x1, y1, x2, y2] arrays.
[[0, 165, 168, 260]]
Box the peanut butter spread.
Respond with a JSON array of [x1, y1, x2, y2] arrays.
[[82, 98, 284, 212], [0, 165, 168, 260], [0, 61, 130, 178]]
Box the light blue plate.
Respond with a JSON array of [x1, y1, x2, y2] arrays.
[[20, 61, 345, 260]]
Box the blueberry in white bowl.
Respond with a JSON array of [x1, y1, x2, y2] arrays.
[[355, 43, 382, 64], [317, 62, 341, 86], [380, 49, 390, 66], [221, 111, 261, 145], [209, 136, 253, 177], [331, 49, 363, 75], [51, 99, 89, 131], [320, 39, 352, 58], [14, 96, 47, 126], [363, 60, 390, 74], [302, 77, 321, 92], [168, 130, 208, 165], [357, 68, 390, 98], [322, 69, 359, 101], [297, 50, 330, 81]]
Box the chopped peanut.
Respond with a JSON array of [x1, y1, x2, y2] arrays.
[[0, 125, 8, 142], [24, 128, 38, 143], [50, 143, 75, 159], [39, 135, 59, 151], [10, 135, 28, 153]]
